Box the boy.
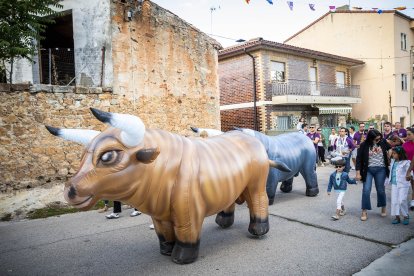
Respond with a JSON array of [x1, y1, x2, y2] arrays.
[[327, 160, 357, 220]]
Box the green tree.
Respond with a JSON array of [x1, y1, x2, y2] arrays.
[[0, 0, 62, 84]]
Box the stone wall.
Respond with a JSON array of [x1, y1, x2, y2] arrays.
[[1, 1, 221, 196], [0, 84, 219, 193], [111, 1, 221, 106]]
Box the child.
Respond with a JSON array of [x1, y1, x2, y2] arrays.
[[390, 146, 411, 225], [327, 159, 357, 220]]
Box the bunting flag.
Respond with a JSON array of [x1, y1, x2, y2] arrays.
[[239, 1, 414, 14], [309, 4, 315, 11], [394, 6, 407, 11]]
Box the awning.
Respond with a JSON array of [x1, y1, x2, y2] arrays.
[[314, 104, 352, 114]]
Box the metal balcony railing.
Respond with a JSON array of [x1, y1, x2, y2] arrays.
[[271, 79, 360, 98]]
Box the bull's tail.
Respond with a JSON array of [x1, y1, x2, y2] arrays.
[[269, 160, 291, 172]]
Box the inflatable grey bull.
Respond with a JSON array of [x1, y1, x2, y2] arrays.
[[237, 129, 319, 204], [191, 127, 319, 205]]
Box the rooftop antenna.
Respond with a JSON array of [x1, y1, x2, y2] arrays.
[[210, 5, 220, 34]]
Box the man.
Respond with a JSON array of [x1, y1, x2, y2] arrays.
[[353, 122, 366, 151], [299, 123, 308, 135], [383, 121, 393, 140], [307, 124, 320, 164], [334, 127, 355, 173], [393, 122, 407, 141]]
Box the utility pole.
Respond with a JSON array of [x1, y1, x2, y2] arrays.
[[389, 91, 392, 124]]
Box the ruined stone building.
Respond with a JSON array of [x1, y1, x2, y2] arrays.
[[1, 0, 221, 193]]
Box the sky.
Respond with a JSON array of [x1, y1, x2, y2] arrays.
[[151, 0, 414, 48]]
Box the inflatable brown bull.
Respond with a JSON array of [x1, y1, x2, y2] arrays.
[[46, 108, 289, 264]]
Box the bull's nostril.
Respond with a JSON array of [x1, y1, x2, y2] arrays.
[[68, 186, 77, 199]]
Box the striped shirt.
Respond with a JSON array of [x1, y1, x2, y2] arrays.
[[368, 145, 385, 167]]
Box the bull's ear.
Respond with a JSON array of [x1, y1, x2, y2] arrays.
[[136, 148, 160, 164], [269, 160, 291, 172]]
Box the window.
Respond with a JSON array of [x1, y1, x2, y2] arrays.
[[336, 71, 345, 88], [401, 33, 407, 50], [310, 67, 319, 94], [401, 74, 408, 91], [270, 61, 285, 82], [277, 116, 291, 130]]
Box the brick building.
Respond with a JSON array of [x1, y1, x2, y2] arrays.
[[219, 38, 364, 133]]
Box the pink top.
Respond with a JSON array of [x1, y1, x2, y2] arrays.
[[403, 140, 414, 162]]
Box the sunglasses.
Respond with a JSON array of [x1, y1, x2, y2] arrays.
[[335, 166, 344, 168], [374, 137, 381, 141], [310, 126, 315, 128]]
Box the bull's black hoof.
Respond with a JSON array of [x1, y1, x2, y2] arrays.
[[248, 217, 269, 236], [268, 197, 275, 205], [306, 187, 319, 197], [215, 211, 234, 228], [280, 183, 292, 193], [171, 240, 200, 264], [157, 235, 175, 256], [160, 241, 175, 256]]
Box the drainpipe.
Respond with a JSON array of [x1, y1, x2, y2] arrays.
[[244, 49, 258, 131]]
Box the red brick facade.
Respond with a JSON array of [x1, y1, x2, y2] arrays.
[[219, 55, 261, 132]]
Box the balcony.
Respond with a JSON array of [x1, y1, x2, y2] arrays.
[[271, 79, 361, 105]]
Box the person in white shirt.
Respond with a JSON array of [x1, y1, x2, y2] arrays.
[[296, 117, 305, 130], [333, 127, 355, 173], [328, 128, 338, 154]]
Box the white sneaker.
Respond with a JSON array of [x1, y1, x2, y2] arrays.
[[130, 210, 142, 217], [106, 213, 120, 219], [149, 224, 154, 229]]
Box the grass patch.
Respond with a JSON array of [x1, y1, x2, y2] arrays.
[[26, 206, 80, 219], [25, 200, 112, 220]]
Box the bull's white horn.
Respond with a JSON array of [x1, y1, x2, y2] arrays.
[[45, 126, 101, 146], [90, 108, 145, 147]]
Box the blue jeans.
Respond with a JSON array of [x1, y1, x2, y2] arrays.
[[344, 155, 351, 173], [361, 166, 387, 210]]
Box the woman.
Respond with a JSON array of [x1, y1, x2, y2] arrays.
[[317, 127, 327, 166], [328, 128, 338, 154], [356, 129, 390, 221], [296, 117, 305, 130]]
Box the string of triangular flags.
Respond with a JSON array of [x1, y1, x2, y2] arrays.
[[244, 0, 410, 13]]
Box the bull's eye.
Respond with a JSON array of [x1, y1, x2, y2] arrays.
[[100, 150, 119, 165]]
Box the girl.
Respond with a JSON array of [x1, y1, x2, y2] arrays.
[[402, 127, 414, 210], [390, 146, 411, 225]]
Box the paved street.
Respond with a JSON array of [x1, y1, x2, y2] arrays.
[[1, 165, 413, 275]]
